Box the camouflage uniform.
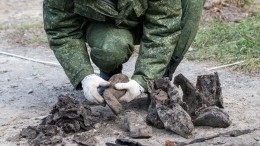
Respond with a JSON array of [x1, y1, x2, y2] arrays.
[[43, 0, 205, 91]]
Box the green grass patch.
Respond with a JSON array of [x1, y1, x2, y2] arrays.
[[187, 16, 260, 74]]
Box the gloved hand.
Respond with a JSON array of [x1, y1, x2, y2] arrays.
[[82, 74, 110, 104], [115, 79, 144, 102]]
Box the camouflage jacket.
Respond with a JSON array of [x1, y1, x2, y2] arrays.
[[43, 0, 203, 90]]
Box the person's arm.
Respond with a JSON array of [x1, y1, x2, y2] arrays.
[[43, 0, 94, 89], [114, 0, 182, 100], [164, 0, 205, 80], [132, 0, 182, 91]]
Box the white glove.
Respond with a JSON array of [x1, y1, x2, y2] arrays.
[[82, 74, 110, 104], [115, 79, 144, 102]]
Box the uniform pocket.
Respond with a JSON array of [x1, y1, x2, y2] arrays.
[[74, 0, 106, 21], [74, 0, 119, 21], [43, 0, 73, 11]]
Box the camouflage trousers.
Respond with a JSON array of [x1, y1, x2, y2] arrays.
[[87, 22, 135, 74], [88, 0, 204, 74]]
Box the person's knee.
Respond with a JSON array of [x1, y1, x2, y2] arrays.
[[87, 23, 134, 72], [90, 41, 133, 72]]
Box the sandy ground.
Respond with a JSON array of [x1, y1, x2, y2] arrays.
[[0, 0, 260, 146]]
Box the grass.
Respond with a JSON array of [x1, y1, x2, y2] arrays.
[[187, 15, 260, 74]]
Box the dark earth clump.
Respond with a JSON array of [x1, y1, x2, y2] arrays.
[[20, 94, 94, 145], [73, 131, 98, 146], [146, 78, 194, 138], [20, 125, 63, 146], [124, 111, 152, 138], [146, 72, 231, 138], [193, 106, 231, 128], [106, 138, 145, 146], [103, 73, 129, 115], [196, 73, 224, 108], [41, 94, 93, 133], [174, 72, 231, 127], [173, 74, 206, 117], [156, 103, 194, 138]]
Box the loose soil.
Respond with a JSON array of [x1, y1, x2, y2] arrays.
[[202, 0, 254, 23], [0, 0, 259, 145]]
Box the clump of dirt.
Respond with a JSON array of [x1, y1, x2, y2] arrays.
[[202, 0, 253, 22], [73, 131, 98, 146], [106, 138, 145, 146], [146, 79, 194, 138], [41, 94, 94, 133], [20, 94, 95, 145], [123, 111, 152, 138], [20, 125, 63, 146], [146, 73, 231, 138], [174, 72, 231, 128], [103, 73, 129, 115]]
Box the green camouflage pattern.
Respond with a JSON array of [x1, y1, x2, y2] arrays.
[[43, 0, 204, 90], [86, 22, 134, 72]]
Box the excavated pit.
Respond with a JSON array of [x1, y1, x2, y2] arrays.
[[20, 73, 231, 144]]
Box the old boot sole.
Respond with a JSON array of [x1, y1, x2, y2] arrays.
[[194, 106, 231, 128], [156, 103, 194, 138], [103, 74, 129, 115]]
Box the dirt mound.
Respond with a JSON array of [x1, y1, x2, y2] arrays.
[[41, 94, 93, 133], [146, 73, 231, 138], [20, 94, 95, 145], [202, 0, 253, 22], [20, 125, 62, 146]]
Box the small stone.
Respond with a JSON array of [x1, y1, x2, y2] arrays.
[[10, 85, 18, 88], [73, 132, 97, 146], [113, 131, 120, 135], [20, 126, 38, 140], [115, 138, 145, 146], [124, 111, 152, 138], [94, 123, 101, 129], [165, 140, 176, 146], [34, 116, 46, 120], [28, 89, 33, 94], [0, 70, 8, 74]]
